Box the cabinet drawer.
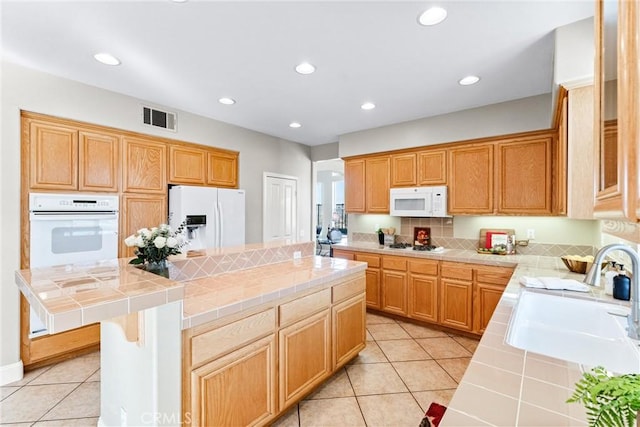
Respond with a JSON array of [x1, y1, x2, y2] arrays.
[[382, 256, 407, 271], [191, 308, 275, 366], [476, 266, 514, 286], [441, 262, 473, 280], [279, 288, 331, 327], [408, 259, 439, 276], [333, 276, 365, 303], [355, 253, 380, 268]]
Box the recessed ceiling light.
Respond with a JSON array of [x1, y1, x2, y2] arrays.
[[289, 122, 302, 128], [171, 0, 188, 2], [459, 75, 480, 86], [93, 52, 120, 66], [295, 62, 316, 75], [218, 97, 236, 105], [418, 7, 448, 26], [361, 102, 376, 110]]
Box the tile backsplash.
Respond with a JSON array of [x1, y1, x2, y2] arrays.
[[351, 217, 595, 257]]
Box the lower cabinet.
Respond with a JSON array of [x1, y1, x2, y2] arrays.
[[354, 253, 382, 309], [408, 259, 439, 323], [190, 335, 276, 427], [473, 265, 514, 333], [381, 256, 408, 315], [183, 273, 365, 426], [279, 309, 331, 410], [440, 278, 473, 332]]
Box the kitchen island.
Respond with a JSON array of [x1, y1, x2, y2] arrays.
[[334, 241, 628, 426], [15, 241, 367, 426]]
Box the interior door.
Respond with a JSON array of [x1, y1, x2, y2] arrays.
[[263, 174, 297, 242]]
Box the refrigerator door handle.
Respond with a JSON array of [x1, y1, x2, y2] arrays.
[[217, 200, 223, 247]]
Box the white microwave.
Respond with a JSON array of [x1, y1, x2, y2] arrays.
[[390, 186, 449, 217]]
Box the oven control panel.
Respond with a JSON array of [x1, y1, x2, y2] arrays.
[[29, 193, 119, 212]]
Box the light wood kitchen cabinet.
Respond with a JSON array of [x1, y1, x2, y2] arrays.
[[279, 309, 331, 410], [122, 136, 167, 194], [448, 144, 494, 214], [79, 131, 120, 192], [365, 156, 391, 213], [344, 159, 366, 213], [439, 262, 473, 332], [418, 149, 447, 185], [381, 255, 408, 316], [120, 194, 167, 257], [27, 118, 120, 192], [27, 119, 78, 190], [390, 152, 417, 187], [496, 135, 553, 214], [355, 253, 381, 309], [331, 277, 366, 370], [408, 258, 439, 324], [169, 144, 206, 185], [473, 265, 514, 334], [189, 335, 276, 427], [207, 150, 239, 188], [332, 249, 355, 260]]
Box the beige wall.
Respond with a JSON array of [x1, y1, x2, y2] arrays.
[[338, 94, 552, 158], [0, 61, 312, 371]]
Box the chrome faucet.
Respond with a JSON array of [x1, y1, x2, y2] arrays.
[[584, 243, 640, 339]]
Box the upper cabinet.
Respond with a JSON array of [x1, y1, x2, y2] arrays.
[[390, 153, 417, 187], [207, 149, 239, 188], [593, 0, 639, 223], [448, 143, 494, 214], [365, 156, 390, 213], [417, 149, 447, 185], [344, 159, 366, 213], [122, 136, 167, 194], [169, 144, 207, 185], [26, 116, 119, 192], [496, 134, 553, 214], [344, 156, 390, 214]]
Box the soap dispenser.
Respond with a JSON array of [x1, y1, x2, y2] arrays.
[[613, 264, 631, 301]]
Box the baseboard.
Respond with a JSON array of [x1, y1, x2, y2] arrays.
[[0, 359, 24, 386]]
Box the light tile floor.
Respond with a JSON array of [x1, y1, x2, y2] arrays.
[[0, 313, 478, 427]]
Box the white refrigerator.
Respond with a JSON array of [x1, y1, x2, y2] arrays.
[[169, 185, 245, 250]]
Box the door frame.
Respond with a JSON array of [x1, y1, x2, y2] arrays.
[[262, 172, 298, 243]]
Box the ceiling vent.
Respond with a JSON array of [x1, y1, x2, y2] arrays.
[[142, 106, 177, 132]]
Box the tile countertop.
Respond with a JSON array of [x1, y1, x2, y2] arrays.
[[335, 241, 631, 426], [15, 255, 366, 333]]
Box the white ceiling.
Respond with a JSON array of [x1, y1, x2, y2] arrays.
[[1, 1, 594, 146]]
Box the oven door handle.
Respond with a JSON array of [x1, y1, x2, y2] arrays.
[[30, 212, 119, 221]]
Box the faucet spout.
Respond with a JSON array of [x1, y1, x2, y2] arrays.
[[584, 244, 640, 339]]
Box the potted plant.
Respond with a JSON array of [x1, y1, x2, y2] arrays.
[[568, 365, 640, 427], [124, 220, 187, 276], [376, 228, 384, 245]]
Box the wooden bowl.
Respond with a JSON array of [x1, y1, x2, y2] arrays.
[[561, 256, 606, 274]]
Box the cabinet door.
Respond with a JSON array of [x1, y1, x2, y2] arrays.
[[364, 268, 381, 309], [497, 136, 553, 214], [439, 278, 473, 331], [390, 153, 417, 187], [418, 149, 447, 185], [409, 274, 438, 323], [333, 294, 366, 369], [122, 137, 167, 193], [28, 120, 78, 190], [120, 194, 167, 257], [279, 309, 331, 410], [366, 156, 390, 213], [207, 150, 238, 188], [448, 144, 494, 214], [79, 130, 120, 192], [169, 145, 206, 185], [473, 283, 505, 334], [190, 335, 276, 427], [381, 270, 407, 315], [344, 159, 366, 213]]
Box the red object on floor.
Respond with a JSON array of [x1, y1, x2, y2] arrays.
[[426, 402, 447, 427]]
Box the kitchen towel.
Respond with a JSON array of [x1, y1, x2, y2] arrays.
[[519, 276, 590, 292]]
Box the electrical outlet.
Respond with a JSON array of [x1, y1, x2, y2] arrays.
[[526, 229, 536, 239], [293, 251, 301, 259]]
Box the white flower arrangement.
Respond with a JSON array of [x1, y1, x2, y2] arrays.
[[124, 220, 187, 265]]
